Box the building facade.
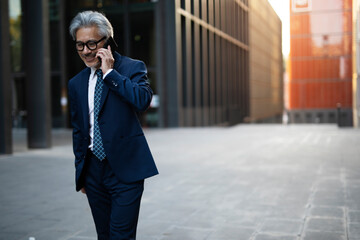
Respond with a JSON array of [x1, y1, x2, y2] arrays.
[[172, 0, 250, 126], [249, 0, 283, 122], [352, 0, 360, 127], [0, 0, 284, 152], [288, 0, 353, 125]]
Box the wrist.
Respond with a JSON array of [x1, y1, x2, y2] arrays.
[[103, 69, 113, 78]]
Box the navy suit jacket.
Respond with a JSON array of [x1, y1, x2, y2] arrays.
[[68, 52, 158, 191]]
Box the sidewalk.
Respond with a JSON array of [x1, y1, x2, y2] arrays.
[[1, 125, 360, 240]]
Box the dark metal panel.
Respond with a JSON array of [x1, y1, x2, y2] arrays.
[[0, 0, 13, 154], [201, 0, 209, 125], [214, 0, 221, 124], [194, 1, 202, 126], [23, 0, 52, 148], [185, 0, 194, 126], [208, 0, 215, 125], [123, 0, 131, 56], [59, 0, 69, 128], [175, 0, 250, 126], [220, 0, 228, 123], [156, 0, 178, 127], [175, 0, 185, 126]]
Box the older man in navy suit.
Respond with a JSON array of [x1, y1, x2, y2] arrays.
[[67, 11, 158, 240]]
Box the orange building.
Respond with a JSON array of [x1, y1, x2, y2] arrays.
[[288, 0, 353, 125]]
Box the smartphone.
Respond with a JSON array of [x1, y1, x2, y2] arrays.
[[98, 37, 118, 62], [103, 37, 118, 51]]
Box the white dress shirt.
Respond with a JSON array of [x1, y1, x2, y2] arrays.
[[88, 67, 113, 150]]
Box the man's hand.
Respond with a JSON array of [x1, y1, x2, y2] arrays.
[[80, 188, 86, 194], [96, 45, 114, 74]]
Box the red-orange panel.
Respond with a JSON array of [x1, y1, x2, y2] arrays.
[[331, 58, 339, 79], [306, 83, 311, 108], [289, 82, 298, 108], [290, 38, 299, 57], [309, 82, 316, 108], [343, 34, 352, 55], [324, 58, 330, 79], [336, 82, 345, 106], [291, 60, 301, 80], [345, 81, 353, 107], [341, 57, 352, 79], [303, 38, 311, 56], [324, 82, 331, 107], [321, 59, 327, 79], [314, 59, 321, 79], [290, 15, 311, 35], [307, 59, 313, 79], [290, 15, 300, 35], [344, 0, 352, 9], [315, 82, 322, 108], [343, 11, 353, 33], [305, 60, 311, 79]]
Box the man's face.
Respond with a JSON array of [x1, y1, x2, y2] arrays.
[[75, 26, 106, 68]]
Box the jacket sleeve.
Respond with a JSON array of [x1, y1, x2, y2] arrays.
[[68, 80, 83, 160], [103, 60, 153, 112]]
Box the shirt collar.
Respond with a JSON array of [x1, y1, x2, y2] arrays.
[[90, 67, 101, 79]]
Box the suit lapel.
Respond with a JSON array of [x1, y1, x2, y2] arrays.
[[99, 83, 109, 111], [98, 52, 122, 111], [80, 68, 90, 131]]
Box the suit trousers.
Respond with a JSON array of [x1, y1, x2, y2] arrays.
[[84, 151, 144, 240]]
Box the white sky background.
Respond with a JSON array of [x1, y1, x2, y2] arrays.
[[9, 0, 21, 18], [268, 0, 290, 57]]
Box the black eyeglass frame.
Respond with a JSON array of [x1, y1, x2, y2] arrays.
[[75, 36, 107, 51]]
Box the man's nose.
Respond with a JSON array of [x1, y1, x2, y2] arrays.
[[82, 45, 91, 54]]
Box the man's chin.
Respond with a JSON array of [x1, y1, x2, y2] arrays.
[[85, 60, 100, 69]]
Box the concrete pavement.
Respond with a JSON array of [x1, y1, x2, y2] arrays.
[[1, 125, 360, 240]]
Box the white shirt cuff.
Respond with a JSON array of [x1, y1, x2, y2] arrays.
[[103, 69, 113, 79]]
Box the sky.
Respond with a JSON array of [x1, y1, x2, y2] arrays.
[[9, 0, 21, 18], [268, 0, 290, 57]]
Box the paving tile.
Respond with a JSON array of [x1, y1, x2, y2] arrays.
[[0, 232, 26, 240], [260, 219, 302, 235], [159, 226, 212, 240], [349, 210, 360, 223], [310, 206, 344, 219], [305, 218, 345, 233], [137, 220, 171, 238], [302, 231, 346, 240], [349, 222, 360, 239], [206, 226, 255, 240], [313, 190, 346, 206], [254, 234, 297, 240]]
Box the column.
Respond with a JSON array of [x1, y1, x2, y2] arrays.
[[23, 0, 52, 148], [0, 0, 13, 154]]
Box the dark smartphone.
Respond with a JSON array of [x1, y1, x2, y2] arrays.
[[103, 37, 117, 52], [98, 37, 118, 62]]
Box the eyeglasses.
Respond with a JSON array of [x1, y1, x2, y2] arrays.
[[75, 36, 106, 51]]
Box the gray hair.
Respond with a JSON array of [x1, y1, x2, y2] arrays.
[[69, 11, 113, 40]]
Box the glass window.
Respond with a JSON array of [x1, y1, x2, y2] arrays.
[[310, 11, 351, 35], [311, 0, 350, 11], [130, 11, 154, 67], [9, 0, 22, 72]]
